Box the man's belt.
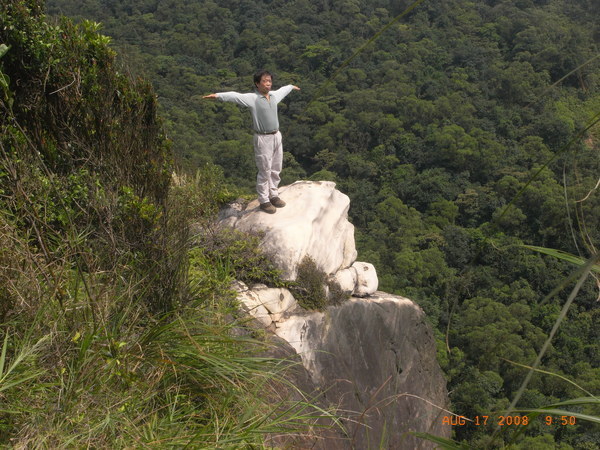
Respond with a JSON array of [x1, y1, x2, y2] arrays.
[[256, 130, 278, 135]]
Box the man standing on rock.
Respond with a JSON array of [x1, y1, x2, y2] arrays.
[[203, 70, 300, 214]]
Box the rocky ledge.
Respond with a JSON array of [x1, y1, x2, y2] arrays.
[[219, 180, 377, 296], [219, 181, 450, 449]]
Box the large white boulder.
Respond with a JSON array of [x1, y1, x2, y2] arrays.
[[219, 181, 358, 280], [251, 285, 297, 322], [233, 281, 273, 327], [330, 261, 378, 297], [233, 281, 298, 326], [330, 267, 357, 294], [351, 261, 378, 296]]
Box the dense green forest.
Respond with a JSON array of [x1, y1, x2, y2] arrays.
[[4, 0, 599, 447]]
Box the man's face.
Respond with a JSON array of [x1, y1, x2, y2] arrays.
[[256, 75, 272, 95]]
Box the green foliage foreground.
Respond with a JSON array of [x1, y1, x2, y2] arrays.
[[0, 1, 332, 446]]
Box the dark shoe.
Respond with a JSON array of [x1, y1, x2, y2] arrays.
[[270, 197, 286, 208], [260, 202, 276, 214]]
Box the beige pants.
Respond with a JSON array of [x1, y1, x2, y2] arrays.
[[253, 131, 282, 204]]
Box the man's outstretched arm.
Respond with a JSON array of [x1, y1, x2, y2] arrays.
[[270, 84, 300, 102], [203, 91, 255, 107]]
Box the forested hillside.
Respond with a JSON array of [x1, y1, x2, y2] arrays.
[[38, 0, 600, 447]]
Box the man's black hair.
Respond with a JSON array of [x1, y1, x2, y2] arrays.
[[254, 69, 273, 86]]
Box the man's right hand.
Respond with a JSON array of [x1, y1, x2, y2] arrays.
[[203, 94, 217, 99]]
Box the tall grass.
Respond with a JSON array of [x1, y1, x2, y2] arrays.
[[0, 168, 332, 447], [2, 309, 327, 447]]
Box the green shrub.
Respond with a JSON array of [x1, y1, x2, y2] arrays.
[[290, 256, 351, 310], [327, 277, 350, 306], [0, 0, 180, 314], [189, 228, 285, 301], [169, 164, 238, 226], [291, 256, 328, 310], [1, 3, 172, 202]]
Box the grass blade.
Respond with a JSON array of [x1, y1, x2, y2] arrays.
[[524, 245, 600, 272], [0, 333, 47, 393], [513, 408, 600, 425], [0, 331, 8, 376], [498, 252, 599, 437], [502, 359, 598, 399]]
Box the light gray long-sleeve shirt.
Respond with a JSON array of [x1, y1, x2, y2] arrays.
[[216, 85, 295, 134]]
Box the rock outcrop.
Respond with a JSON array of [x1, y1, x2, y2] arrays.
[[219, 181, 450, 449], [220, 180, 378, 296]]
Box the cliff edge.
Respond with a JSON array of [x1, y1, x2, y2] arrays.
[[219, 181, 451, 449]]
